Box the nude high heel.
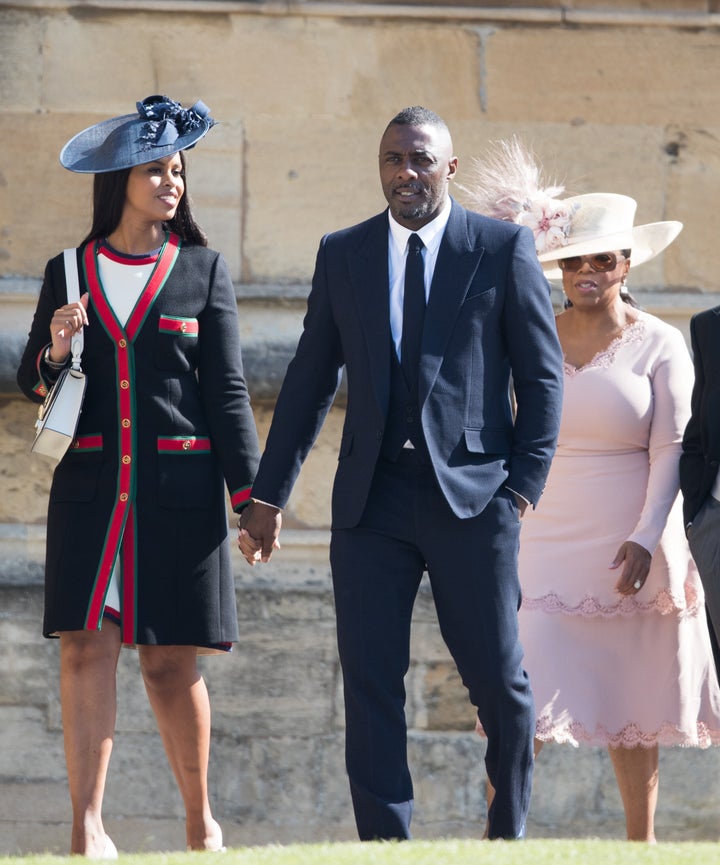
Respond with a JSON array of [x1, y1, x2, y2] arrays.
[[87, 836, 118, 859]]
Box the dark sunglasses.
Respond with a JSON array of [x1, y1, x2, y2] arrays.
[[558, 252, 626, 273]]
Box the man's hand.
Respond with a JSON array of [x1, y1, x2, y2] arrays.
[[512, 493, 528, 518], [237, 500, 282, 565]]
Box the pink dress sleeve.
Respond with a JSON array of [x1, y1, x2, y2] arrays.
[[627, 325, 693, 555]]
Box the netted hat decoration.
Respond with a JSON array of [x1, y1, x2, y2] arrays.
[[458, 137, 682, 280], [60, 94, 216, 174]]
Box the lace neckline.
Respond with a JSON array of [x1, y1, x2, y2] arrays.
[[563, 317, 646, 377]]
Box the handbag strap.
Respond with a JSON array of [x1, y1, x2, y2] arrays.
[[63, 248, 84, 369]]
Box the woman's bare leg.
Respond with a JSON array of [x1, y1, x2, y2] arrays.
[[60, 625, 121, 857], [138, 645, 223, 851], [608, 744, 658, 842]]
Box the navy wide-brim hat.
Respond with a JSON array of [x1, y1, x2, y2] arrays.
[[60, 94, 216, 174]]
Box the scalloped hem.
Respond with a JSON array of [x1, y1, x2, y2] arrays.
[[475, 717, 720, 749], [535, 718, 720, 749], [522, 587, 702, 619]]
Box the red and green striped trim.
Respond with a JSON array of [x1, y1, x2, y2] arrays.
[[125, 233, 181, 338], [231, 486, 252, 510], [80, 288, 133, 632], [99, 244, 159, 266], [120, 505, 138, 645], [157, 435, 211, 454], [81, 234, 181, 642], [159, 315, 199, 337], [71, 434, 103, 452], [81, 241, 129, 632], [33, 347, 48, 396]]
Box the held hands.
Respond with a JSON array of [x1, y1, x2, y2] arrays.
[[610, 540, 651, 596], [49, 293, 89, 362], [237, 500, 282, 565]]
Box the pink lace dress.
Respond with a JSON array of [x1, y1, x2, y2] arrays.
[[518, 312, 720, 748]]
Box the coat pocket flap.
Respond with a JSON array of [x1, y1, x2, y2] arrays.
[[158, 315, 199, 337], [463, 427, 511, 454]]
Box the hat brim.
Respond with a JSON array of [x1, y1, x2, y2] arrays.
[[60, 112, 213, 174], [539, 221, 682, 280]]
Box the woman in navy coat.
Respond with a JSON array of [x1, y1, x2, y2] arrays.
[[17, 96, 259, 857]]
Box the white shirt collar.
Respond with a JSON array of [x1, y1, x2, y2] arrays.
[[387, 197, 452, 256]]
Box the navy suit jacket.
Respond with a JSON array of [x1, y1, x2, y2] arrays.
[[680, 306, 720, 526], [252, 199, 564, 528]]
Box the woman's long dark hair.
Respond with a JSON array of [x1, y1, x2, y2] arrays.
[[80, 150, 208, 247]]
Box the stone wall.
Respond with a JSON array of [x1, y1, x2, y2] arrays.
[[3, 523, 720, 854], [2, 0, 720, 853]]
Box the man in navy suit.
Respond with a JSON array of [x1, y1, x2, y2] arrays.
[[239, 107, 563, 840]]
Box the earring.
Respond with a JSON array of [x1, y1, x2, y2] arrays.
[[620, 277, 629, 298]]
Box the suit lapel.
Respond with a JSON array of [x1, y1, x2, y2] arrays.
[[420, 203, 484, 403], [347, 213, 392, 414]]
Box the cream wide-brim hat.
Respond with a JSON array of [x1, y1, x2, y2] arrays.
[[537, 193, 682, 280]]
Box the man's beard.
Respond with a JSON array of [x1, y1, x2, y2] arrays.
[[395, 196, 433, 221]]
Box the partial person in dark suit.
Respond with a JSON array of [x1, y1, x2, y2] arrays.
[[238, 106, 564, 840], [681, 307, 720, 679]]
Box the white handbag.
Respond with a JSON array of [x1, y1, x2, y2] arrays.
[[31, 249, 87, 464]]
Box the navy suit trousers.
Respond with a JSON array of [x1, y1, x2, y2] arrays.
[[330, 451, 534, 840]]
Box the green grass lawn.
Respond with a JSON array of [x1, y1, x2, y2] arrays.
[[3, 839, 720, 865]]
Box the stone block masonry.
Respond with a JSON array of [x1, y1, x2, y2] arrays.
[[3, 0, 720, 851], [1, 529, 720, 853]]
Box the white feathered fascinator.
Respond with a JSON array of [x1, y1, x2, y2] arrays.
[[457, 136, 577, 256], [458, 137, 682, 279]]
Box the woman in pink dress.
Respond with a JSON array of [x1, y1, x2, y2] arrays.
[[462, 141, 720, 841]]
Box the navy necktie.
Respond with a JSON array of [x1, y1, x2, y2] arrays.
[[401, 233, 425, 391]]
